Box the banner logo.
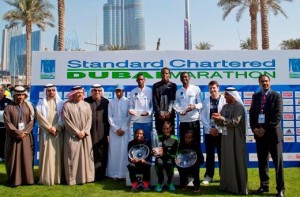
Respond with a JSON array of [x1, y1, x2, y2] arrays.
[[289, 59, 300, 78], [40, 60, 55, 79]]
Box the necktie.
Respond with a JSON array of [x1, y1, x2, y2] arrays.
[[260, 93, 266, 113]]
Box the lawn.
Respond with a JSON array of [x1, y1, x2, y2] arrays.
[[0, 162, 298, 197]]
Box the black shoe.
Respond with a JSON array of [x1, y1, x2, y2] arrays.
[[253, 187, 269, 194], [276, 190, 284, 197]]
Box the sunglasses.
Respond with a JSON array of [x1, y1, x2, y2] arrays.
[[47, 89, 56, 92]]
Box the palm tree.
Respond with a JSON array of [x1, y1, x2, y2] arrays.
[[218, 0, 293, 50], [218, 0, 259, 49], [194, 42, 213, 50], [240, 37, 252, 50], [105, 45, 128, 51], [58, 0, 65, 51], [260, 0, 269, 49], [261, 0, 293, 50], [280, 38, 300, 49], [3, 0, 55, 85]]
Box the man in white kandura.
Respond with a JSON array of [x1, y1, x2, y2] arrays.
[[106, 84, 131, 180], [36, 84, 64, 185]]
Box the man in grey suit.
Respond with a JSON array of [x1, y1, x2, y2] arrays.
[[249, 75, 285, 197]]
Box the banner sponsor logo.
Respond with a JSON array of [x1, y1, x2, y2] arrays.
[[284, 136, 295, 142], [283, 113, 294, 120], [40, 60, 55, 79], [283, 99, 294, 105], [284, 128, 294, 135], [243, 92, 254, 98], [282, 91, 293, 98], [284, 153, 300, 161], [295, 91, 300, 98], [283, 106, 294, 113], [297, 128, 300, 135], [244, 99, 252, 105], [289, 59, 300, 78]]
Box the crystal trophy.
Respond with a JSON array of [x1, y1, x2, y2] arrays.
[[160, 95, 169, 116], [151, 129, 162, 157]]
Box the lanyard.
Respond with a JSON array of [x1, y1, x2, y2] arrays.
[[16, 103, 24, 121]]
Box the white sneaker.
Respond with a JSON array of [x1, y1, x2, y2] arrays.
[[202, 176, 213, 185]]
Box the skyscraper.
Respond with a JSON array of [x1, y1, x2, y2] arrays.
[[103, 0, 145, 50], [1, 25, 22, 71], [9, 30, 41, 78], [53, 31, 80, 51]]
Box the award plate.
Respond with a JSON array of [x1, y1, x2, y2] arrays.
[[175, 149, 197, 168], [0, 110, 4, 123], [128, 144, 150, 161]]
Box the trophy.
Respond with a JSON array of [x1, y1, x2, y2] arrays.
[[210, 118, 216, 128], [175, 149, 197, 168], [160, 95, 169, 116], [128, 144, 150, 161], [151, 129, 162, 157]]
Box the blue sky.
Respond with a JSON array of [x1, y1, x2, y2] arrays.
[[0, 0, 299, 54]]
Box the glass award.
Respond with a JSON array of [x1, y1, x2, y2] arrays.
[[160, 95, 169, 116], [128, 144, 150, 161], [151, 129, 162, 157], [175, 149, 197, 168]]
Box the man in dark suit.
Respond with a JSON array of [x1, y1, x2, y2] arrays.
[[249, 75, 285, 197]]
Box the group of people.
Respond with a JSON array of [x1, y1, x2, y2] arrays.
[[0, 68, 285, 197]]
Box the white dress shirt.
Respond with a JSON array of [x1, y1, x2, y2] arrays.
[[201, 95, 227, 134], [174, 84, 202, 122], [129, 86, 153, 123]]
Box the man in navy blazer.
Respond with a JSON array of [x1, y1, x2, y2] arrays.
[[249, 75, 285, 197]]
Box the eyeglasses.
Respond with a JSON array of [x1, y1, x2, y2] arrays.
[[92, 89, 102, 92], [47, 89, 56, 92]]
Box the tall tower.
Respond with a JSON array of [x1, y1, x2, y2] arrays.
[[184, 0, 192, 50], [1, 25, 22, 71], [103, 0, 145, 50]]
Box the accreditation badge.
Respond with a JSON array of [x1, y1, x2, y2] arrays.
[[18, 122, 25, 130], [258, 114, 265, 124]]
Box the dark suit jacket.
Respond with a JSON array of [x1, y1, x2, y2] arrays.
[[249, 90, 283, 143]]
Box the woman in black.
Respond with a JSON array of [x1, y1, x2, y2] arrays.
[[127, 128, 151, 192], [177, 130, 204, 192]]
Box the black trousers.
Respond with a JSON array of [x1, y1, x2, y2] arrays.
[[0, 127, 6, 159], [177, 164, 200, 188], [204, 134, 221, 178], [155, 158, 174, 185], [256, 140, 285, 192], [93, 140, 108, 181], [127, 162, 151, 183], [179, 120, 201, 144]]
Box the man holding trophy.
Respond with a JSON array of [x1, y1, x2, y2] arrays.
[[152, 67, 177, 135], [129, 74, 153, 142], [173, 72, 203, 143]]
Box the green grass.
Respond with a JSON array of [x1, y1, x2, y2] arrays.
[[0, 163, 299, 197]]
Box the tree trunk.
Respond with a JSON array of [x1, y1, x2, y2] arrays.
[[26, 22, 32, 86], [260, 0, 269, 49], [58, 0, 65, 51], [249, 2, 259, 50]]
